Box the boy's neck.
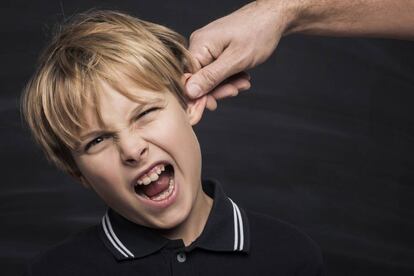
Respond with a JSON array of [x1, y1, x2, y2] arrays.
[[158, 184, 213, 246]]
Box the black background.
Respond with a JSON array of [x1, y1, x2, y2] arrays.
[[1, 0, 414, 275]]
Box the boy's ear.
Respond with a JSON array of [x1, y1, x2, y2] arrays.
[[182, 73, 207, 126]]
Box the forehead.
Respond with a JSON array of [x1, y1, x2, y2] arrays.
[[80, 79, 166, 131]]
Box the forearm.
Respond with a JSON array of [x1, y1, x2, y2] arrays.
[[267, 0, 414, 40], [186, 0, 413, 99]]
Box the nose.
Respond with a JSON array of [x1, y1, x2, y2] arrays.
[[117, 132, 148, 166]]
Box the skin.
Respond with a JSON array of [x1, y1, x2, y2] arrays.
[[71, 76, 213, 246], [186, 0, 414, 104]]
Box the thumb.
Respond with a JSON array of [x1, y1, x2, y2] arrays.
[[186, 50, 242, 98]]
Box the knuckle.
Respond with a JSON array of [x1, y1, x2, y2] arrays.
[[201, 69, 218, 88], [189, 30, 201, 42]]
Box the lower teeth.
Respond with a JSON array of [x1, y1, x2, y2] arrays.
[[142, 178, 174, 201]]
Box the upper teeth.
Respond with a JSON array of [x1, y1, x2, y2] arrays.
[[137, 164, 166, 185]]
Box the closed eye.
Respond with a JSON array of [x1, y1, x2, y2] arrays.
[[136, 107, 160, 120]]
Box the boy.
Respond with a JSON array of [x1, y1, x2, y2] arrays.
[[22, 10, 324, 275]]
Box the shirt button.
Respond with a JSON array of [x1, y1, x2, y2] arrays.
[[176, 252, 186, 263]]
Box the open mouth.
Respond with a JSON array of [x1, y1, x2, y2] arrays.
[[134, 163, 175, 202]]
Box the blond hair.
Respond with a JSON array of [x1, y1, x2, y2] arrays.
[[21, 10, 194, 179]]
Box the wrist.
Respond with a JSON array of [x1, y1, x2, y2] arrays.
[[256, 0, 304, 36]]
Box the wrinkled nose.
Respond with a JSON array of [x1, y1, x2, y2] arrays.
[[118, 133, 148, 166]]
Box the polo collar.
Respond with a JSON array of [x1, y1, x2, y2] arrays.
[[98, 179, 250, 261]]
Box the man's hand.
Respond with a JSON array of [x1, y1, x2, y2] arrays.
[[186, 0, 293, 110], [186, 0, 414, 110]]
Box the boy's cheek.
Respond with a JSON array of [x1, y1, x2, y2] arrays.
[[147, 109, 201, 173], [75, 152, 118, 183], [151, 110, 195, 148]]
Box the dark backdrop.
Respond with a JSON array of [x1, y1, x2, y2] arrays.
[[1, 0, 413, 275]]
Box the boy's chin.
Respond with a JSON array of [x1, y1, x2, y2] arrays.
[[150, 209, 190, 231], [138, 208, 192, 241]]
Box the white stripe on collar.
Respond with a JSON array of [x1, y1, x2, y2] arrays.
[[230, 199, 238, 250], [102, 212, 135, 258], [228, 198, 244, 251]]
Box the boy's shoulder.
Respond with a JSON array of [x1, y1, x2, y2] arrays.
[[245, 209, 324, 274], [23, 225, 114, 276], [22, 207, 324, 276]]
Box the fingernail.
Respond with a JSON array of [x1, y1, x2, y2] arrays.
[[186, 83, 202, 97]]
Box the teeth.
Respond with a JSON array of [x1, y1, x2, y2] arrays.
[[150, 172, 159, 181], [137, 178, 174, 201], [136, 163, 168, 186], [143, 176, 151, 185], [150, 178, 174, 201]]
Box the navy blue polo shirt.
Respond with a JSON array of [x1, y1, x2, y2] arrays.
[[24, 180, 324, 275]]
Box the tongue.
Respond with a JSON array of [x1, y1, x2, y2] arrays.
[[141, 171, 171, 198]]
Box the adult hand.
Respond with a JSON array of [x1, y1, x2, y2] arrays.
[[186, 0, 414, 111], [186, 0, 292, 110]]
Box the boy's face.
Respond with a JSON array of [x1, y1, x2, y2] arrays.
[[72, 79, 207, 230]]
